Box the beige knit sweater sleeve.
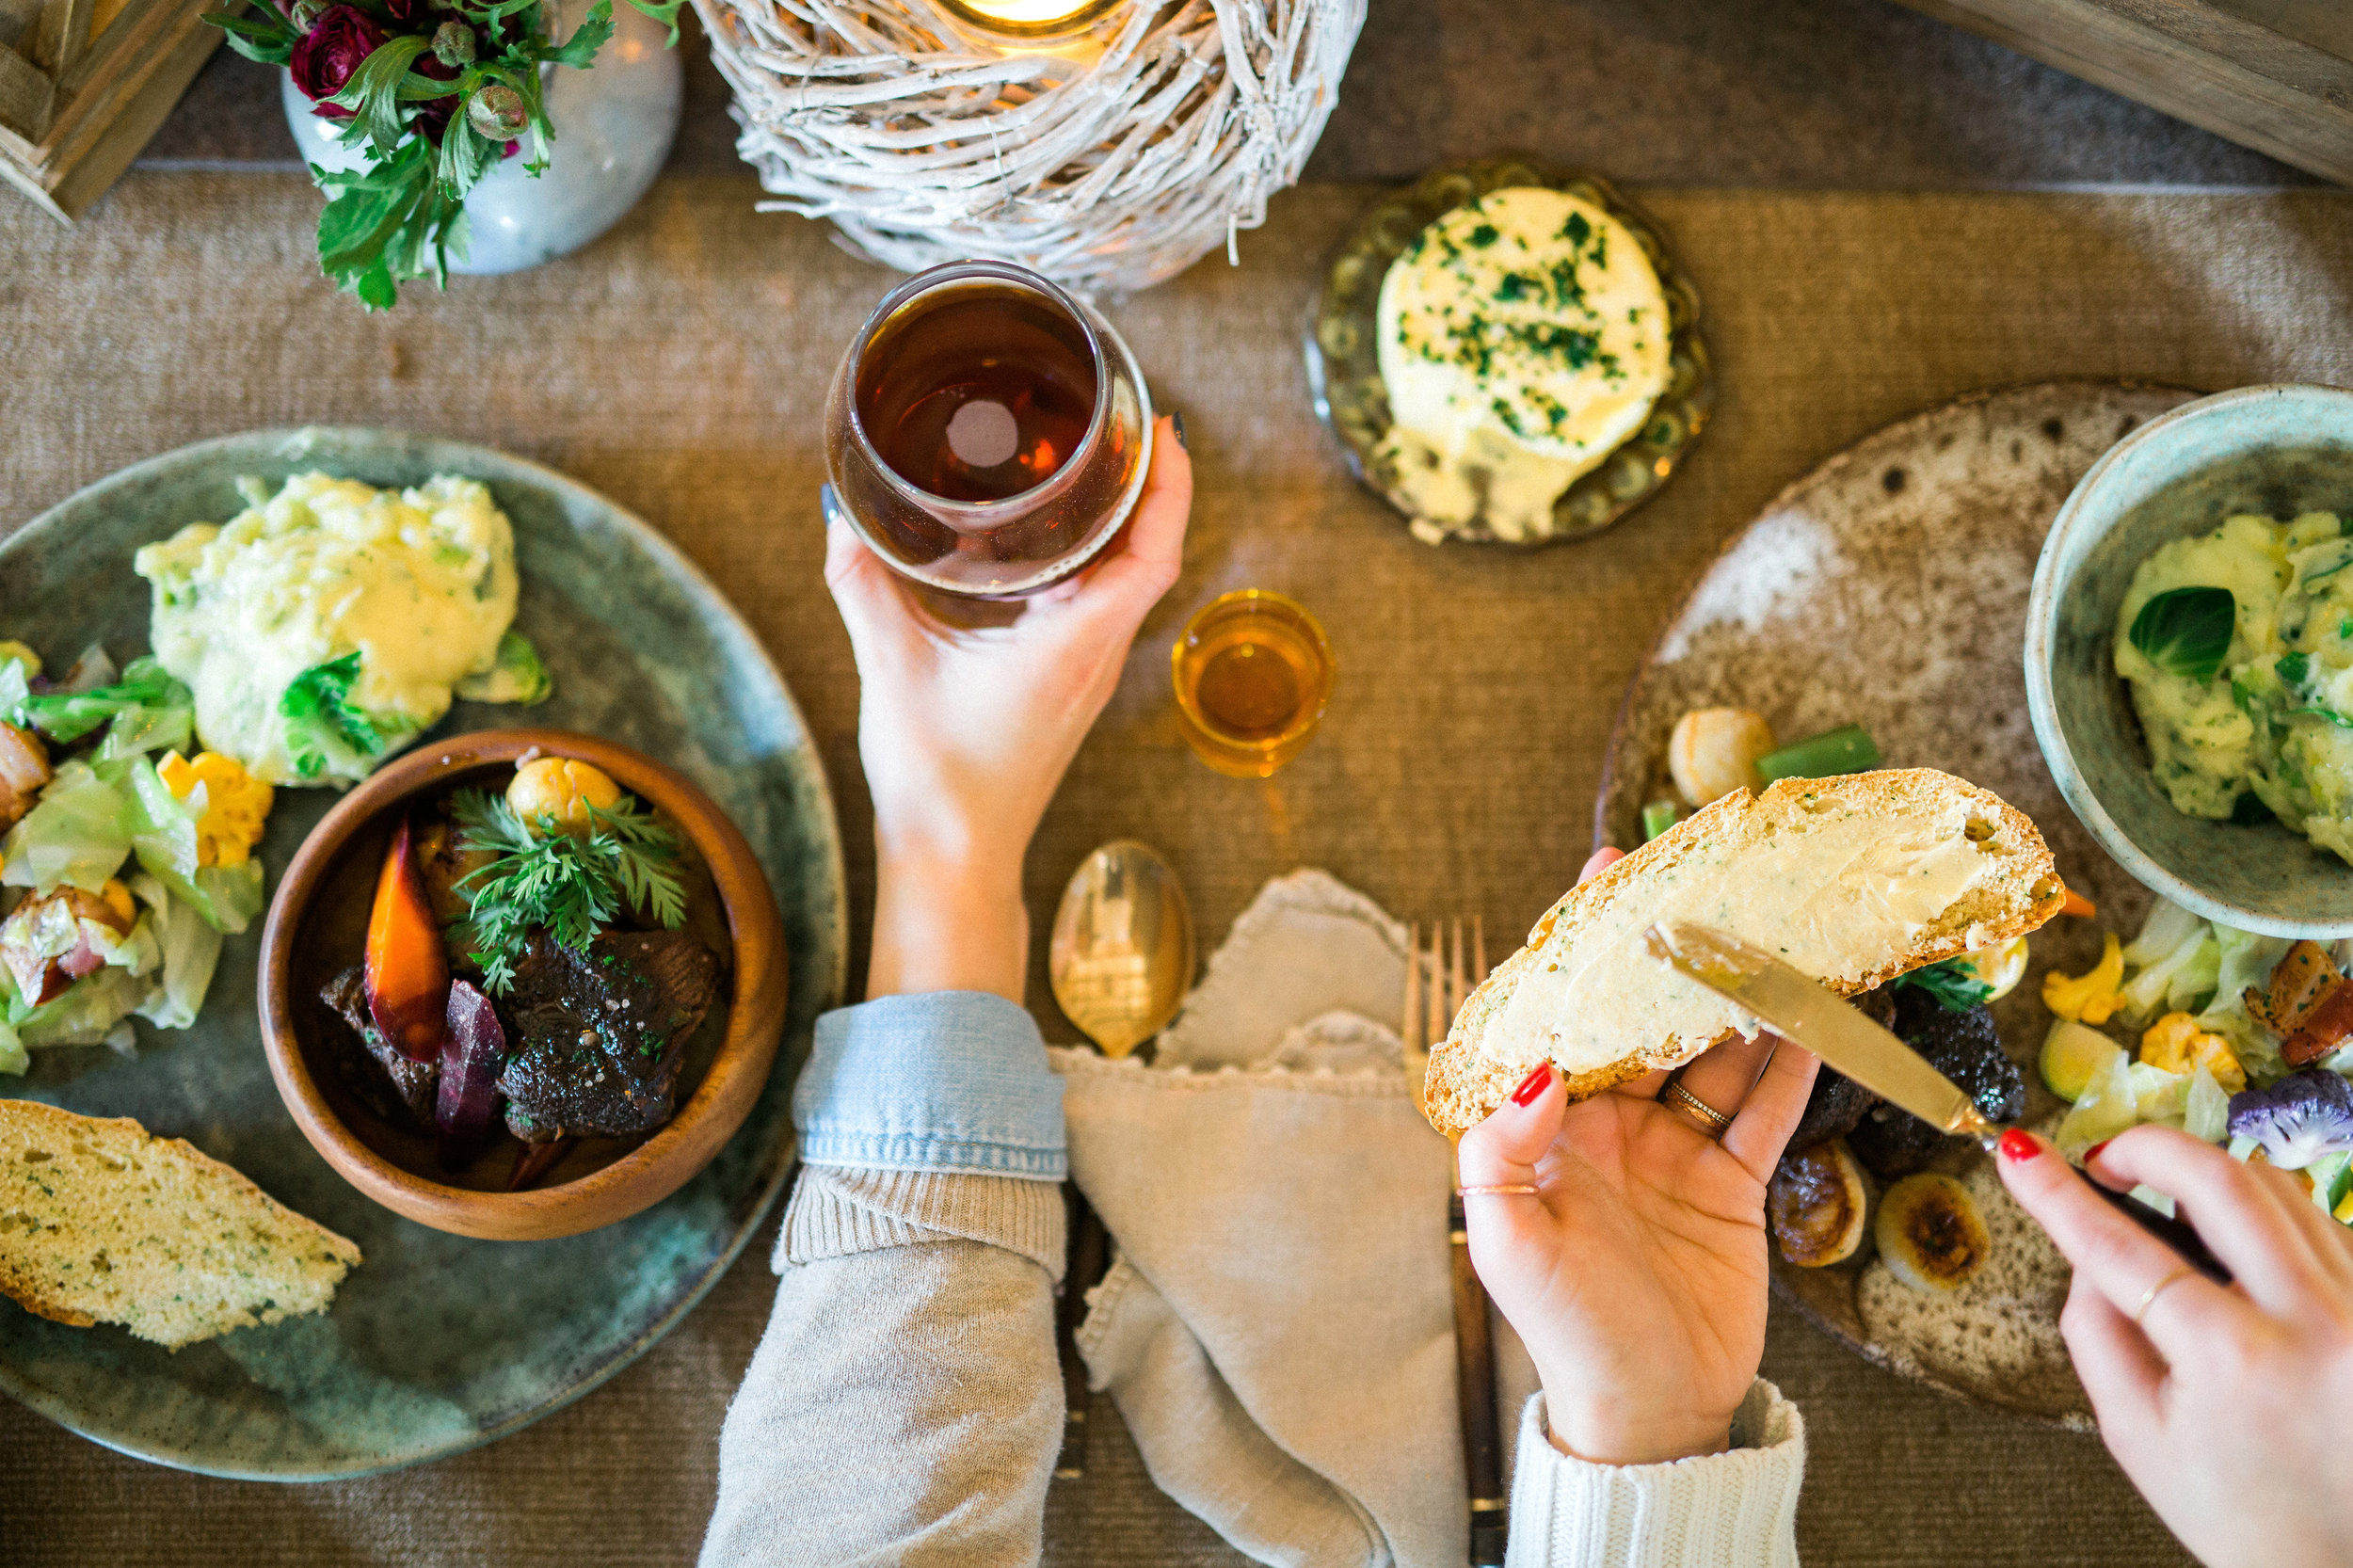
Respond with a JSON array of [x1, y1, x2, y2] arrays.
[[701, 1164, 1806, 1568], [699, 1164, 1067, 1568]]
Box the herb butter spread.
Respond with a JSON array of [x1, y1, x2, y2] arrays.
[[134, 473, 525, 788], [2116, 510, 2353, 864], [1479, 804, 1998, 1074], [1374, 187, 1672, 542]]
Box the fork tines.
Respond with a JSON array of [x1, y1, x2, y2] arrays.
[[1402, 918, 1486, 1116]]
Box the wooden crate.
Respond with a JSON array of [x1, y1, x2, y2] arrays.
[[1892, 0, 2353, 185], [0, 0, 225, 221]]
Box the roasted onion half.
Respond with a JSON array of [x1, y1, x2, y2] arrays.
[[1768, 1138, 1873, 1268], [1875, 1172, 1992, 1292]]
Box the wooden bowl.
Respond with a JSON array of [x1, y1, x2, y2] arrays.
[[259, 729, 790, 1240]]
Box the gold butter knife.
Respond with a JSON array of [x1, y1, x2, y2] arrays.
[[1643, 922, 2228, 1284]]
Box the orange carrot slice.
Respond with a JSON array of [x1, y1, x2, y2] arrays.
[[365, 813, 452, 1064]]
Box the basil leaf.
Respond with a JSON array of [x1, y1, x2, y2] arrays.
[[1896, 958, 1993, 1014], [2129, 585, 2235, 682]]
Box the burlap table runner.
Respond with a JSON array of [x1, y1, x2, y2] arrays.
[[6, 172, 2353, 1565]]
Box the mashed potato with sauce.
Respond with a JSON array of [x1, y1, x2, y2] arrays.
[[2118, 509, 2353, 863], [134, 472, 543, 786]]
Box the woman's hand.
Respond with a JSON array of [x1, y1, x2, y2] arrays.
[[824, 415, 1193, 1002], [1456, 847, 1821, 1465], [1996, 1124, 2353, 1568]]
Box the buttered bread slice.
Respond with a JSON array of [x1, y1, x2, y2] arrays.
[[0, 1098, 360, 1350], [1422, 770, 2065, 1137]]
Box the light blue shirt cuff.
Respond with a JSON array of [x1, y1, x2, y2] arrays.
[[792, 991, 1067, 1180]]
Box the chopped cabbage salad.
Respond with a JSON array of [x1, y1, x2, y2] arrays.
[[2041, 895, 2353, 1228], [0, 643, 273, 1074]]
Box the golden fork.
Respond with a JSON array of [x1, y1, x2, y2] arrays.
[[1402, 919, 1506, 1568]]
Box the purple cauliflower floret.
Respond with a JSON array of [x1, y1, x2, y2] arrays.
[[2226, 1069, 2353, 1170]]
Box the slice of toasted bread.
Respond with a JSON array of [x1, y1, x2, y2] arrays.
[[1423, 770, 2065, 1137], [0, 1098, 360, 1351]]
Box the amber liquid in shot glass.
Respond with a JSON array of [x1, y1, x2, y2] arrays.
[[1171, 591, 1335, 777]]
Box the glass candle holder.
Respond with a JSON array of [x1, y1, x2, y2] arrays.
[[1171, 590, 1336, 777], [824, 259, 1153, 600]]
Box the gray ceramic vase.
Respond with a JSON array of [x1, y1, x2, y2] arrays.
[[280, 1, 680, 277], [2025, 382, 2353, 938]]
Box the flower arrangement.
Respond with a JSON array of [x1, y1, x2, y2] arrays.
[[207, 0, 681, 309]]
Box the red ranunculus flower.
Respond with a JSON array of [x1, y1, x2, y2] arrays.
[[381, 0, 437, 26], [289, 6, 387, 120]]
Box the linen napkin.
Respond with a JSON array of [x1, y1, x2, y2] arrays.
[[1057, 870, 1537, 1568]]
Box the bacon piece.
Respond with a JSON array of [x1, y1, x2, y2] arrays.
[[0, 722, 51, 831]]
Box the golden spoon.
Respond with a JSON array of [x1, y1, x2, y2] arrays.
[[1048, 840, 1195, 1058]]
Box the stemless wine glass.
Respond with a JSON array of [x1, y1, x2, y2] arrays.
[[824, 259, 1154, 599]]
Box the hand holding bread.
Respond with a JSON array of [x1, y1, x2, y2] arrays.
[[1459, 847, 1822, 1464], [1452, 770, 2065, 1462]]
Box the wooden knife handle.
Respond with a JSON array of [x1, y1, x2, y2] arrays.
[[1450, 1191, 1507, 1568]]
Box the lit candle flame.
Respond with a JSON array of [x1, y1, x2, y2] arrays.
[[937, 0, 1128, 39]]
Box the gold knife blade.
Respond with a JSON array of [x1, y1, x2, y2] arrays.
[[1642, 922, 1999, 1146]]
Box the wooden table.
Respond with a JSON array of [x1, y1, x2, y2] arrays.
[[2, 6, 2350, 1561]]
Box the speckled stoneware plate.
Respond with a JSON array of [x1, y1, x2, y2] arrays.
[[1304, 156, 1713, 547], [0, 428, 847, 1479], [1595, 382, 2200, 1429]]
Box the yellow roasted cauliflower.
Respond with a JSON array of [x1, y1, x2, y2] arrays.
[[2139, 1011, 2246, 1093], [2044, 933, 2126, 1025], [158, 750, 274, 867]]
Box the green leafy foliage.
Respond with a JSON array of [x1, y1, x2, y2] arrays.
[[313, 138, 470, 311], [621, 0, 687, 46], [204, 1, 299, 64], [1, 654, 193, 754], [447, 786, 687, 995], [1895, 958, 1993, 1014], [210, 0, 663, 311], [2129, 586, 2235, 683]]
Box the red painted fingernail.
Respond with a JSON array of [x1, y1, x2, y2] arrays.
[[2085, 1139, 2112, 1164], [1998, 1128, 2040, 1163], [1511, 1063, 1553, 1106]]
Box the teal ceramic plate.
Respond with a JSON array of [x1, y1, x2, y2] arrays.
[[0, 428, 847, 1479]]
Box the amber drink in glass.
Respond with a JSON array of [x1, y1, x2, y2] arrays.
[[824, 259, 1153, 599], [1171, 590, 1336, 777]]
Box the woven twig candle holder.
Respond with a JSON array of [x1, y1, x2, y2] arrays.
[[692, 0, 1364, 294]]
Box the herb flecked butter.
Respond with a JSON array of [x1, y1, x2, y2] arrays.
[[1374, 187, 1672, 542]]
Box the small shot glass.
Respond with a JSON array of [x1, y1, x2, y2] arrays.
[[1170, 590, 1336, 778]]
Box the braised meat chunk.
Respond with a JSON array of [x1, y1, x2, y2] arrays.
[[1847, 989, 2024, 1179], [496, 929, 721, 1144], [320, 965, 439, 1128], [1787, 987, 1894, 1153]]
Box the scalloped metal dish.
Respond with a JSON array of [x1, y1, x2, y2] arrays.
[[1304, 156, 1715, 547]]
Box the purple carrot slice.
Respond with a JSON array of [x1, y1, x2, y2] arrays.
[[437, 978, 506, 1172]]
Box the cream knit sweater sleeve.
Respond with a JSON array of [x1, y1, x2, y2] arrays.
[[1507, 1382, 1807, 1568]]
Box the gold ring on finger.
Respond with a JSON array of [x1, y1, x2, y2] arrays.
[[1662, 1078, 1734, 1140], [2133, 1265, 2197, 1327]]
